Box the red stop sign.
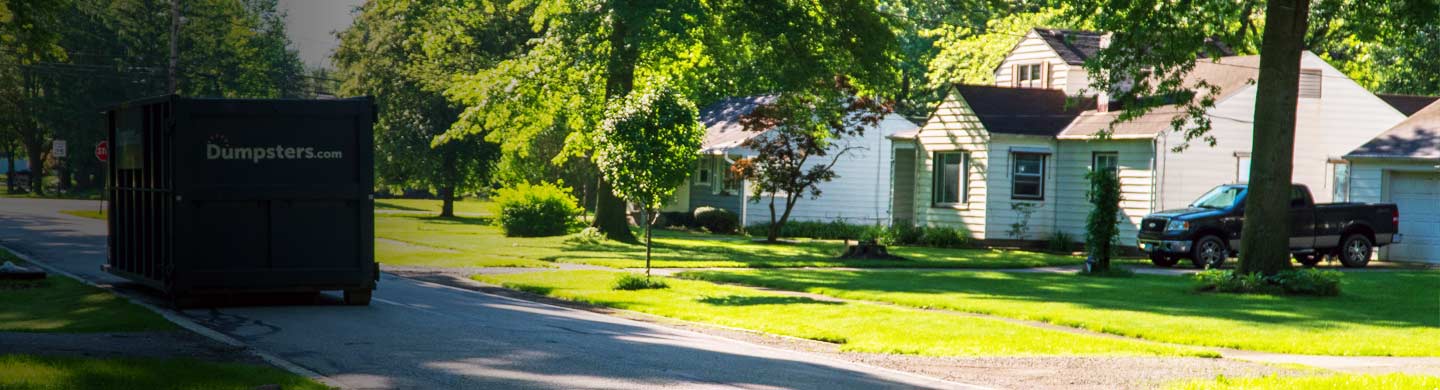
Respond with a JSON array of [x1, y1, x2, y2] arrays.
[[95, 140, 108, 162]]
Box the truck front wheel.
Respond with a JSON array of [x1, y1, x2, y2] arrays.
[[1149, 254, 1178, 267], [1191, 236, 1227, 269], [1338, 235, 1372, 268]]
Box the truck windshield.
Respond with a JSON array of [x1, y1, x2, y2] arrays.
[[1191, 186, 1244, 209]]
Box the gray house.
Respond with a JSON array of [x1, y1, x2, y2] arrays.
[[1342, 97, 1440, 263]]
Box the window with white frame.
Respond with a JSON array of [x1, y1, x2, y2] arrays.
[[1331, 161, 1350, 202], [1236, 153, 1251, 183], [931, 152, 966, 205], [1091, 152, 1118, 198], [696, 159, 712, 187], [1012, 153, 1046, 200], [1016, 63, 1043, 88]]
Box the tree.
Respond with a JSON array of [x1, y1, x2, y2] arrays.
[[334, 0, 524, 217], [592, 86, 704, 276], [1084, 168, 1121, 272], [444, 0, 901, 242], [1070, 0, 1438, 275], [731, 78, 892, 243]]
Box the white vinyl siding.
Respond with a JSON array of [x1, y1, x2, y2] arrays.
[[913, 93, 990, 239], [1055, 139, 1156, 246], [984, 135, 1059, 240], [994, 32, 1070, 92], [1349, 160, 1440, 263]]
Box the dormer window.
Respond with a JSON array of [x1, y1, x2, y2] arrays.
[[1016, 63, 1044, 88]]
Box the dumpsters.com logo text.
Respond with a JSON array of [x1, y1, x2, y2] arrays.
[[205, 136, 343, 163]]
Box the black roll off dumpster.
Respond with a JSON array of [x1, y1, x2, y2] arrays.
[[105, 95, 378, 305]]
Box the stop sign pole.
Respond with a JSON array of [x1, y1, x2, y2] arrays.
[[96, 141, 108, 217]]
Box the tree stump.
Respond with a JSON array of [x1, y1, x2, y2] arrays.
[[839, 240, 904, 261]]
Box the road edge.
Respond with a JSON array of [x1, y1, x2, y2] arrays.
[[0, 243, 343, 389]]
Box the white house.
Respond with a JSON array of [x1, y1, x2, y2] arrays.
[[1342, 97, 1440, 263], [664, 95, 920, 227], [889, 28, 1409, 248]]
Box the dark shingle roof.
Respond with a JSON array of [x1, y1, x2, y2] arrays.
[[1059, 55, 1261, 139], [952, 85, 1095, 136], [1033, 29, 1105, 65], [696, 95, 778, 152], [1377, 94, 1440, 116], [1347, 100, 1440, 159]]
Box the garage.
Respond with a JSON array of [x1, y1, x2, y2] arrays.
[[1387, 172, 1440, 263]]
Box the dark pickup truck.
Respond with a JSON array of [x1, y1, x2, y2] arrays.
[[1138, 184, 1400, 268]]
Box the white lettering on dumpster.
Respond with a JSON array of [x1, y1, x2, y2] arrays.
[[206, 143, 344, 163]]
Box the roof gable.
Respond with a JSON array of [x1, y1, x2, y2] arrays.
[[1348, 100, 1440, 159]]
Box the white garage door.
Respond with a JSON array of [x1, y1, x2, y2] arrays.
[[1388, 171, 1440, 263]]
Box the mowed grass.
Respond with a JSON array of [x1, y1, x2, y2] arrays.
[[376, 213, 1100, 269], [0, 251, 173, 333], [0, 354, 331, 390], [58, 209, 105, 220], [1167, 373, 1440, 390], [375, 198, 493, 215], [681, 270, 1440, 356], [475, 270, 1211, 357]]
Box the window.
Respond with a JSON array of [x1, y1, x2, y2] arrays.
[[1299, 69, 1322, 99], [1090, 152, 1118, 199], [1016, 63, 1043, 88], [1011, 153, 1046, 200], [931, 152, 966, 205], [1332, 161, 1350, 202], [1236, 153, 1251, 183], [696, 159, 712, 187]]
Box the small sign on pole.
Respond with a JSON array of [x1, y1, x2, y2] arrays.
[[52, 140, 67, 158], [96, 140, 109, 162]]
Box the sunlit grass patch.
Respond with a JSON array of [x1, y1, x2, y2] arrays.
[[681, 269, 1440, 356], [475, 270, 1212, 357], [0, 249, 173, 333], [1167, 373, 1440, 390], [58, 209, 106, 220]]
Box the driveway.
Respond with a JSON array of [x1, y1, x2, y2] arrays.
[[0, 198, 970, 390]]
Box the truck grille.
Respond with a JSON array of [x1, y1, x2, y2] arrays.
[[1141, 217, 1168, 233]]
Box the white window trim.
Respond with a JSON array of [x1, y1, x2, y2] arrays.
[[932, 151, 967, 206], [1011, 152, 1046, 200]]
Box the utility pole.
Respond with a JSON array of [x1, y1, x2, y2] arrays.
[[168, 0, 179, 94]]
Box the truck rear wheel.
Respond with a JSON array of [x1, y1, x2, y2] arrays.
[[1190, 235, 1227, 269], [1338, 234, 1372, 268], [343, 289, 373, 306], [1149, 254, 1178, 267]]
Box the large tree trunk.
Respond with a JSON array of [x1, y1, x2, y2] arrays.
[[439, 147, 456, 218], [593, 0, 641, 243], [1237, 0, 1310, 275]]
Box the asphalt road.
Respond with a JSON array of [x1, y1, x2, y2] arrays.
[[0, 197, 971, 390]]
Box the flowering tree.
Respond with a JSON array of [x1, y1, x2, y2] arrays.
[[593, 86, 704, 276], [731, 77, 892, 243]]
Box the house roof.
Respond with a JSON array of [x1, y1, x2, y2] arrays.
[[1058, 54, 1261, 139], [696, 95, 777, 153], [1346, 100, 1440, 159], [952, 84, 1095, 137], [1377, 94, 1440, 117], [1033, 29, 1105, 65]]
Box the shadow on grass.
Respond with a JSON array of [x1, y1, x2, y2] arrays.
[[375, 200, 429, 211], [695, 295, 841, 306]]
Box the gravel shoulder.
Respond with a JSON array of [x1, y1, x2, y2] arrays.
[[384, 266, 1312, 390]]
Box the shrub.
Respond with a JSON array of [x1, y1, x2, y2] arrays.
[[1193, 268, 1342, 296], [880, 222, 925, 246], [693, 207, 739, 234], [492, 182, 583, 237], [612, 273, 670, 290], [745, 220, 872, 240], [1047, 231, 1075, 252], [565, 227, 606, 246], [658, 212, 694, 228], [918, 226, 971, 248]]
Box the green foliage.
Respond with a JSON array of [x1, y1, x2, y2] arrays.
[[565, 227, 606, 246], [0, 354, 332, 390], [1046, 231, 1075, 252], [1193, 268, 1342, 296], [1085, 169, 1122, 267], [492, 182, 583, 237], [612, 273, 669, 290], [916, 225, 971, 248], [746, 220, 874, 240], [1168, 373, 1440, 390], [594, 86, 705, 214], [1005, 202, 1038, 240], [923, 8, 1071, 89], [692, 206, 739, 234]]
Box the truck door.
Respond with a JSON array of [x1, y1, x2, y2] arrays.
[[1289, 186, 1316, 249]]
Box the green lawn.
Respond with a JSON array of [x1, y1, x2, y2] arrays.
[[59, 209, 105, 220], [680, 270, 1440, 356], [0, 354, 331, 390], [1167, 373, 1440, 390], [0, 251, 173, 333], [376, 213, 1106, 269], [375, 198, 493, 215], [475, 270, 1210, 357]]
